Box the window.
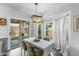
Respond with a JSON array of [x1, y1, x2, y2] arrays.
[[46, 22, 53, 41], [38, 24, 42, 39]]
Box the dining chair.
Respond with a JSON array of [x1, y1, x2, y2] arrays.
[[21, 41, 27, 56], [44, 38, 49, 41], [27, 44, 36, 56], [27, 44, 43, 56], [34, 47, 43, 56]]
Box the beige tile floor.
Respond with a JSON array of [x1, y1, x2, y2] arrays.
[[8, 47, 26, 56], [8, 47, 54, 56]]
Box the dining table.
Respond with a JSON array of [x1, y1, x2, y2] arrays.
[[24, 38, 54, 56]]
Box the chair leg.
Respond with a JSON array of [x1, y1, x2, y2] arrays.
[[24, 50, 26, 56]]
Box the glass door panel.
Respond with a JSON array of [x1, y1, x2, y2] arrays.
[[42, 21, 54, 41], [21, 21, 29, 39], [46, 22, 53, 41], [10, 19, 20, 48], [38, 24, 42, 39], [10, 19, 29, 48]]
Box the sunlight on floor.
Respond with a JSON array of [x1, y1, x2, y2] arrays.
[[8, 47, 23, 56]]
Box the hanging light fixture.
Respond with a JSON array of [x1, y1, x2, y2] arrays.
[[32, 3, 43, 23]]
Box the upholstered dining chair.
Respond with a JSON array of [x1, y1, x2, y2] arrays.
[[27, 44, 43, 56], [21, 41, 27, 56], [34, 47, 43, 56], [44, 38, 49, 41], [27, 44, 36, 56]]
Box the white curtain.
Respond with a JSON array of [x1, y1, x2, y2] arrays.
[[54, 20, 61, 49], [60, 14, 70, 55], [54, 13, 70, 56]]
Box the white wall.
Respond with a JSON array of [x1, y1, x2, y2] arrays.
[[69, 4, 79, 56]]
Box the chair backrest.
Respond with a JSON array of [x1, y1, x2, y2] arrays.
[[27, 44, 36, 56], [44, 38, 49, 41]]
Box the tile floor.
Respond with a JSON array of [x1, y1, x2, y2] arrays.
[[8, 47, 54, 56], [8, 47, 26, 56]]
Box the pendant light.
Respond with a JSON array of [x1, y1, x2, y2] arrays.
[[32, 3, 43, 23]]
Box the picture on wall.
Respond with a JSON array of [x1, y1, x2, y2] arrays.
[[73, 15, 79, 31], [0, 18, 6, 25]]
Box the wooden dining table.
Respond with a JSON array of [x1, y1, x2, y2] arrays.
[[24, 38, 54, 56]]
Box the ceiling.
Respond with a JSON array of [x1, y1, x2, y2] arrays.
[[5, 3, 71, 19]]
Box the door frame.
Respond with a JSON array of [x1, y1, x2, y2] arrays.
[[9, 18, 30, 49]]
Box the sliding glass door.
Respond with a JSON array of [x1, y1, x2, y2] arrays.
[[43, 21, 54, 41], [21, 21, 29, 39], [10, 19, 20, 48], [46, 23, 53, 40], [10, 19, 29, 49], [31, 20, 54, 41]]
